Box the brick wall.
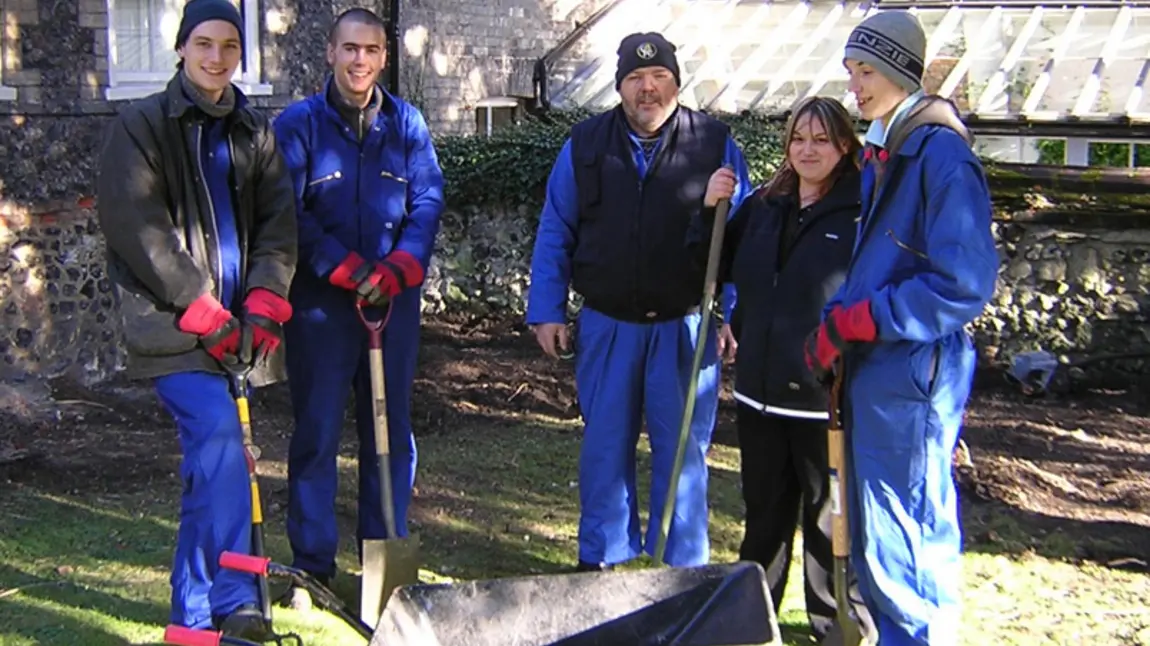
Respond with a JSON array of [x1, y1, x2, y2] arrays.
[[398, 0, 612, 133]]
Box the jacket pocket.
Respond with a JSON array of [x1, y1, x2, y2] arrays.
[[115, 286, 198, 357], [575, 154, 602, 211], [886, 229, 928, 260], [307, 170, 343, 188], [908, 342, 941, 399], [379, 169, 409, 184]]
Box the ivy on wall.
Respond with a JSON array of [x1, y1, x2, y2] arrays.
[[433, 109, 788, 213]]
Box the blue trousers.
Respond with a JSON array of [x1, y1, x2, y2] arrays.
[[154, 371, 258, 629], [283, 282, 421, 578], [573, 306, 719, 567], [845, 332, 972, 646]]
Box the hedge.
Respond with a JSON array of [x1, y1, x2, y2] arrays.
[[433, 109, 787, 213]]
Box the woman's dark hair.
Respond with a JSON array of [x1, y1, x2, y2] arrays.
[[759, 96, 863, 200]]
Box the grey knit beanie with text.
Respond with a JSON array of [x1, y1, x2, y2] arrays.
[[843, 11, 926, 94]]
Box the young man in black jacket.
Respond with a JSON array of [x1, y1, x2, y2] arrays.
[[95, 0, 297, 638], [692, 96, 873, 641]]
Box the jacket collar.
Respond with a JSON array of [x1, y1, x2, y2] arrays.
[[164, 72, 256, 131], [764, 165, 862, 215], [319, 75, 398, 124]]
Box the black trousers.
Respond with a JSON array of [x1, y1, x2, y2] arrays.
[[735, 402, 874, 640]]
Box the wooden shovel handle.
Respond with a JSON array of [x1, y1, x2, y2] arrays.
[[828, 357, 850, 558]]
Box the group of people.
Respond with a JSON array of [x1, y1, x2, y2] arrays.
[[95, 0, 997, 643], [527, 10, 997, 646]]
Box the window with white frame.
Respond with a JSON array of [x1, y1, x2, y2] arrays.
[[105, 0, 271, 100]]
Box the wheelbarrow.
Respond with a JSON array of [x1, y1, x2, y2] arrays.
[[166, 553, 782, 646]]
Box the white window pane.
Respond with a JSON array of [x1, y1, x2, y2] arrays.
[[111, 0, 241, 76], [112, 0, 186, 73]]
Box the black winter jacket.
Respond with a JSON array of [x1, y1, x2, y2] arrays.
[[95, 75, 298, 387], [691, 169, 861, 417]]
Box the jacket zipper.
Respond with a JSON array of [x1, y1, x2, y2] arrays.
[[307, 170, 342, 187], [196, 125, 224, 299]]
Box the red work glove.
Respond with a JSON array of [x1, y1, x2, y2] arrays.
[[242, 288, 292, 361], [803, 300, 877, 383], [178, 293, 240, 362], [329, 251, 369, 291], [373, 250, 425, 299], [328, 250, 425, 307]]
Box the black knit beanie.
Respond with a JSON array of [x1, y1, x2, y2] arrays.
[[175, 0, 245, 53], [615, 32, 681, 89]]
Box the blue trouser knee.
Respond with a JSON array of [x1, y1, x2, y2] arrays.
[[573, 306, 719, 567], [154, 371, 258, 629], [845, 336, 972, 646], [284, 283, 420, 577]]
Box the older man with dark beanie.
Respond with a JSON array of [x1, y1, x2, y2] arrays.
[[804, 9, 998, 645], [526, 31, 752, 570], [95, 0, 297, 638]]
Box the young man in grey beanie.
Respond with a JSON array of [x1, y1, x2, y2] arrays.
[[803, 9, 999, 646], [96, 0, 297, 639], [526, 31, 752, 571]]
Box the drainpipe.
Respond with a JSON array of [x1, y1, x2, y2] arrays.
[[532, 0, 627, 110], [387, 0, 402, 95]]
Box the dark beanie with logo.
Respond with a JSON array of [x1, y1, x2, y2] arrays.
[[175, 0, 245, 53], [843, 11, 926, 94], [615, 32, 681, 89]]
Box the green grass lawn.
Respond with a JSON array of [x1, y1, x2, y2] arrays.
[[2, 417, 1149, 645]]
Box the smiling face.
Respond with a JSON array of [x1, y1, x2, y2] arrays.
[[787, 112, 846, 187], [177, 20, 242, 103], [844, 58, 909, 123], [618, 66, 678, 136], [327, 19, 386, 106]]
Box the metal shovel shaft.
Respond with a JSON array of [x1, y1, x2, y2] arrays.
[[654, 197, 730, 566]]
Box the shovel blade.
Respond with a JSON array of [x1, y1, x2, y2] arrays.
[[360, 534, 421, 629], [370, 560, 780, 646]]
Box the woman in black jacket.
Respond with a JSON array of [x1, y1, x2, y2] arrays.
[[692, 96, 872, 640]]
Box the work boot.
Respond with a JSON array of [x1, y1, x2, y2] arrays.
[[574, 560, 614, 573], [212, 604, 270, 641]]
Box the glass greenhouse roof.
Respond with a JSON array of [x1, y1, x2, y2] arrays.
[[547, 0, 1150, 123]]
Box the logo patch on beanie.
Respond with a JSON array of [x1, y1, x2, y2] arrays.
[[636, 42, 657, 60]]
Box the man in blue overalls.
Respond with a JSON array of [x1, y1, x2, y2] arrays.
[[527, 31, 753, 571], [804, 10, 999, 645], [273, 7, 445, 593]]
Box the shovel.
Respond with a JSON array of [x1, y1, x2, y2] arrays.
[[653, 195, 730, 566], [821, 358, 865, 646], [356, 299, 421, 629]]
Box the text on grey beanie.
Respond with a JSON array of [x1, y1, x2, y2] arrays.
[[843, 11, 926, 94]]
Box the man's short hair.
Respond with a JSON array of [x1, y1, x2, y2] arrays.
[[328, 7, 387, 45]]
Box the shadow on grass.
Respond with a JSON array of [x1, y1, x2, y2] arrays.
[[0, 489, 174, 645], [959, 495, 1150, 569]]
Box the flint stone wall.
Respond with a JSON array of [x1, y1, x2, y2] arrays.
[[2, 200, 1147, 384]]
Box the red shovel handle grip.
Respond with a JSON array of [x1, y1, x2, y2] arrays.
[[219, 551, 270, 575], [163, 625, 222, 646]]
